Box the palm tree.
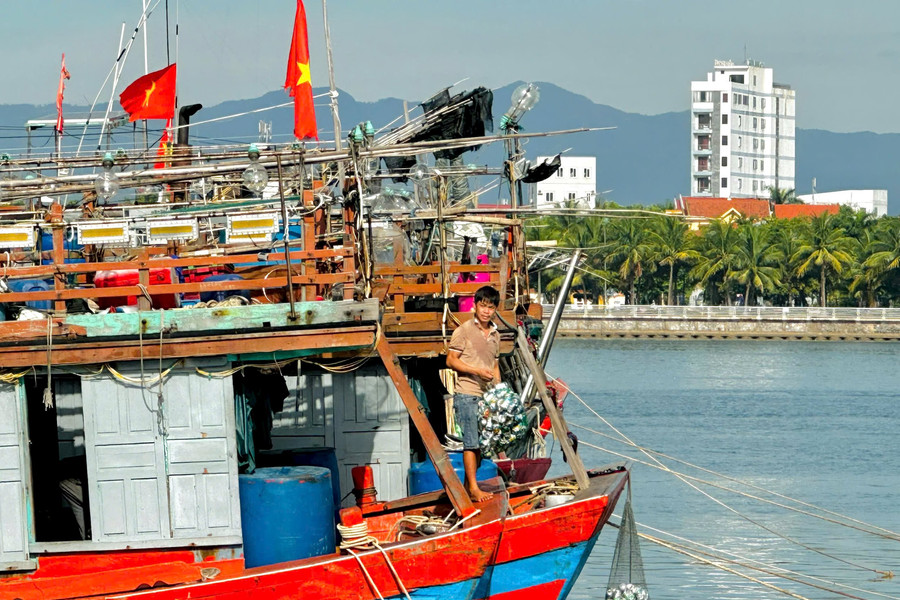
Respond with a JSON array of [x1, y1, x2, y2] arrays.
[[793, 213, 857, 307], [607, 218, 652, 304], [649, 216, 699, 305], [729, 224, 780, 306], [769, 220, 806, 306], [859, 217, 900, 306], [689, 220, 741, 305], [767, 186, 799, 206]]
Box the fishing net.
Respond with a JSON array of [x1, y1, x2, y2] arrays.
[[478, 382, 528, 457], [607, 495, 649, 600]]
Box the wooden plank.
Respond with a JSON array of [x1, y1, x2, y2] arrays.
[[0, 326, 376, 368], [0, 273, 355, 304], [514, 326, 590, 490], [0, 249, 354, 278], [385, 282, 496, 295], [374, 264, 501, 276], [375, 336, 476, 517], [382, 310, 518, 333]]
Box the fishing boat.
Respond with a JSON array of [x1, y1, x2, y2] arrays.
[[0, 5, 628, 599]]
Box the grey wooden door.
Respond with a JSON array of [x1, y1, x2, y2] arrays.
[[333, 366, 410, 504], [0, 382, 33, 569], [82, 361, 241, 545]]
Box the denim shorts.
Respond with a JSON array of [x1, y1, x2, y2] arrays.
[[453, 393, 482, 450]]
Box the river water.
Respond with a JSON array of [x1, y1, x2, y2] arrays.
[[543, 338, 900, 600]]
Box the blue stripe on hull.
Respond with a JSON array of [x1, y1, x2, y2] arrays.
[[384, 524, 605, 600], [474, 525, 605, 600]]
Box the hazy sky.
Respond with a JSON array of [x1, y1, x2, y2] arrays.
[[2, 0, 898, 133]]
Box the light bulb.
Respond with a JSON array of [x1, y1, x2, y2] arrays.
[[94, 152, 119, 202], [242, 144, 268, 196], [408, 163, 433, 182]]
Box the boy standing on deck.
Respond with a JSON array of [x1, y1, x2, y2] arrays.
[[446, 285, 501, 502]]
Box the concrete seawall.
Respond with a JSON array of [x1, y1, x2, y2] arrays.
[[547, 305, 900, 342]]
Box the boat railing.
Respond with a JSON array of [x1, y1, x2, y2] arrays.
[[0, 246, 357, 316], [374, 259, 508, 313]]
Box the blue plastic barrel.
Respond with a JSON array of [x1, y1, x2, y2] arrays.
[[408, 452, 498, 496], [9, 279, 52, 310], [256, 449, 342, 511], [238, 466, 335, 568], [200, 273, 249, 303]]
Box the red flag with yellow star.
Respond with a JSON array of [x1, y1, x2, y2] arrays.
[[119, 64, 177, 122], [284, 0, 317, 140]]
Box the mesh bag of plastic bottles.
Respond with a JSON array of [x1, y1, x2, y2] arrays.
[[607, 499, 649, 600], [478, 382, 528, 458]]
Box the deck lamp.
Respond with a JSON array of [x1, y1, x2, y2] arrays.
[[226, 211, 279, 244], [76, 220, 130, 246], [500, 83, 540, 132], [145, 218, 199, 245], [94, 152, 120, 202], [0, 225, 36, 249], [242, 144, 268, 197]]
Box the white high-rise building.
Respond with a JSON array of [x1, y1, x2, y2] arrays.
[[690, 60, 796, 198], [533, 156, 596, 207]]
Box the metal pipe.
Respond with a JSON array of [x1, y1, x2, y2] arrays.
[[520, 249, 581, 404]]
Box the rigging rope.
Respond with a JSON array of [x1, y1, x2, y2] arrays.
[[550, 373, 896, 579]]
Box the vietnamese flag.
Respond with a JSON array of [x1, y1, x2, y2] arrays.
[[119, 63, 177, 122], [284, 0, 317, 140]]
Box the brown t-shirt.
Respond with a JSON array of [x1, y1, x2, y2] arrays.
[[449, 317, 500, 397]]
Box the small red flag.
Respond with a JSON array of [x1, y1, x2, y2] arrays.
[[56, 53, 71, 133], [119, 64, 177, 122], [284, 0, 318, 140]]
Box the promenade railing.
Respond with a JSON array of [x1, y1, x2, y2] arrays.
[[548, 304, 900, 322]]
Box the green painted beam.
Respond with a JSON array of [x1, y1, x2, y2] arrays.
[[63, 299, 379, 339]]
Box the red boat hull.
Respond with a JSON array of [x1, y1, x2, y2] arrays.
[[0, 467, 627, 600]]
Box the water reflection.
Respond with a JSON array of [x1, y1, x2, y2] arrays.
[[547, 339, 900, 600]]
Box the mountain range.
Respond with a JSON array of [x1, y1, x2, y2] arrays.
[[2, 82, 897, 214]]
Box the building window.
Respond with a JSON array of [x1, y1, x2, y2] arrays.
[[753, 117, 758, 129], [569, 168, 576, 178], [761, 97, 766, 110], [753, 75, 757, 86], [698, 135, 710, 150], [737, 115, 742, 127], [737, 178, 743, 190], [568, 192, 576, 200], [722, 114, 728, 125], [738, 157, 743, 168], [760, 160, 764, 170], [753, 180, 758, 191], [753, 96, 757, 109], [721, 177, 728, 188], [760, 118, 766, 130], [546, 192, 554, 202], [721, 156, 728, 167], [737, 136, 742, 148], [753, 138, 759, 150], [760, 139, 765, 151], [557, 168, 563, 177], [698, 177, 710, 193], [753, 159, 758, 170], [584, 168, 591, 178], [743, 95, 749, 106], [722, 135, 728, 146], [698, 157, 709, 171], [722, 92, 728, 102]]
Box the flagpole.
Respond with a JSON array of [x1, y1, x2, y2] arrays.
[[98, 22, 128, 153], [142, 0, 150, 157], [322, 0, 343, 156]]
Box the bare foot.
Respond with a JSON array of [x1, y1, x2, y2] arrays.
[[469, 486, 493, 503]]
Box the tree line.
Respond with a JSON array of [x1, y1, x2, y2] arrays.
[[526, 201, 900, 308]]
